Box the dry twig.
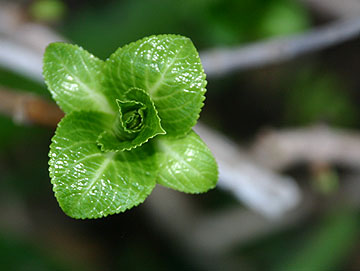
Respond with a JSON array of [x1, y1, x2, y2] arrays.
[[300, 0, 360, 19], [195, 123, 301, 218], [0, 88, 63, 127], [201, 18, 360, 77], [251, 125, 360, 171], [0, 3, 66, 82]]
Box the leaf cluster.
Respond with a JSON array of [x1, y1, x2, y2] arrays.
[[43, 35, 218, 219]]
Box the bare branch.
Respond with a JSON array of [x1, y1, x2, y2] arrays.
[[145, 185, 313, 269], [0, 40, 44, 82], [194, 123, 301, 218], [300, 0, 360, 19], [0, 88, 64, 127], [0, 3, 66, 82], [0, 3, 66, 52], [251, 125, 360, 171], [200, 18, 360, 77], [145, 171, 360, 265]]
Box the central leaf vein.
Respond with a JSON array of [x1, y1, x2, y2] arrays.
[[147, 42, 186, 96], [78, 152, 115, 204]]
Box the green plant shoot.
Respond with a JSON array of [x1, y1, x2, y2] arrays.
[[43, 35, 218, 219]]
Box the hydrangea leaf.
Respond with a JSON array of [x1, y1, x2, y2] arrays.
[[49, 111, 157, 219], [105, 34, 207, 136], [155, 130, 218, 193], [43, 42, 114, 114], [97, 88, 166, 152]]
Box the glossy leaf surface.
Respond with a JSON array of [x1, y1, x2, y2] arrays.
[[49, 111, 157, 219], [44, 35, 217, 219], [155, 130, 218, 193], [43, 43, 114, 114], [105, 35, 207, 136]]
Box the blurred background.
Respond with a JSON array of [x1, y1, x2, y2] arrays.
[[1, 0, 360, 270]]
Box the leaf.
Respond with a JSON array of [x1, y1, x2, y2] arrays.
[[49, 111, 157, 219], [44, 35, 218, 218], [43, 42, 114, 114], [116, 99, 145, 134], [105, 34, 207, 136], [155, 130, 218, 193], [97, 88, 166, 152]]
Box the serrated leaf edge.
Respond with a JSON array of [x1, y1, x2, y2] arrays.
[[48, 112, 157, 219]]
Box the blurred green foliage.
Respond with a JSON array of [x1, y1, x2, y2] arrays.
[[237, 210, 359, 271], [284, 70, 359, 127], [0, 232, 82, 271], [0, 67, 49, 149], [116, 241, 196, 271], [312, 168, 339, 195], [0, 68, 48, 97], [258, 1, 309, 38], [30, 0, 66, 22], [279, 210, 359, 271], [62, 0, 309, 59]]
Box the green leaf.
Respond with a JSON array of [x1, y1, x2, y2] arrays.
[[44, 35, 218, 219], [155, 130, 218, 193], [43, 42, 114, 114], [116, 99, 145, 134], [97, 88, 166, 152], [49, 111, 157, 219], [105, 34, 207, 136]]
